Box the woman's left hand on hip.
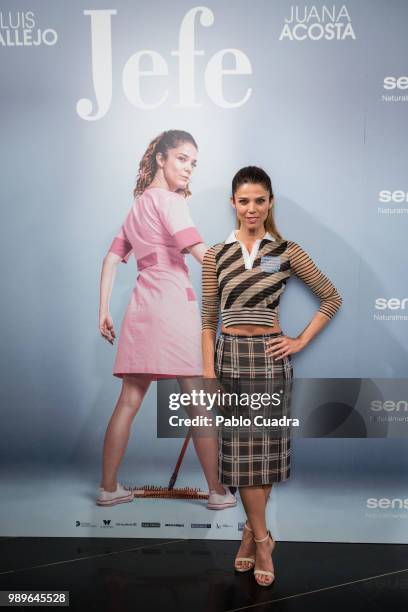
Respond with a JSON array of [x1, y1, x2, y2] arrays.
[[265, 335, 305, 359]]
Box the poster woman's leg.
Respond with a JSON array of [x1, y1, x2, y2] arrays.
[[100, 374, 152, 491], [177, 376, 229, 496]]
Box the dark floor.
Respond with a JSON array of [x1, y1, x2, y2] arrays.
[[0, 536, 407, 611]]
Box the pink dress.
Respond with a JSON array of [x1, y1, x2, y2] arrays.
[[108, 187, 204, 379]]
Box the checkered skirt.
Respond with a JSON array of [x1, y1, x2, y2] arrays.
[[215, 332, 293, 487]]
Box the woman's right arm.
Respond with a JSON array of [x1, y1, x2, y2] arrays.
[[99, 224, 133, 344], [99, 253, 121, 344], [201, 247, 219, 378], [202, 329, 217, 378]]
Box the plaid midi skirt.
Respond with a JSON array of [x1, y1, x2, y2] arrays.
[[214, 332, 293, 487]]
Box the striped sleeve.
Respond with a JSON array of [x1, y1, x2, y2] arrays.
[[288, 241, 342, 319], [202, 247, 220, 332]]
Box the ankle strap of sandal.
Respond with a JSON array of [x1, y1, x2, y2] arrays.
[[244, 521, 253, 532], [254, 530, 270, 543]]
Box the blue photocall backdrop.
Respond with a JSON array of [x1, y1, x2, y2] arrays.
[[1, 0, 407, 541]]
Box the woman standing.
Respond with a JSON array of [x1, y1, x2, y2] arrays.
[[202, 166, 342, 586], [97, 130, 236, 510]]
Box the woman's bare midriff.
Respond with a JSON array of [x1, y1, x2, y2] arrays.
[[221, 324, 282, 336]]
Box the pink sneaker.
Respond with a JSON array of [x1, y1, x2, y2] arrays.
[[96, 482, 134, 506]]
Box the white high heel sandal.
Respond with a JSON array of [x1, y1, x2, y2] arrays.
[[234, 522, 256, 572], [253, 530, 276, 587]]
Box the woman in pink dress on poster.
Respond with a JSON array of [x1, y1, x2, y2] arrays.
[[97, 130, 236, 509]]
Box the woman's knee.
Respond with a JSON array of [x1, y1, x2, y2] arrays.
[[120, 375, 151, 408]]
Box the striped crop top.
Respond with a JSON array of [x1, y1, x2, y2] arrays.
[[202, 230, 342, 332]]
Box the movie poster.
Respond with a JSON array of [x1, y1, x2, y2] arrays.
[[1, 0, 407, 542]]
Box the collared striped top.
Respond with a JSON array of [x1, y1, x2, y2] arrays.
[[202, 230, 342, 332]]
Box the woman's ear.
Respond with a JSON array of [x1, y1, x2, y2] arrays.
[[156, 152, 164, 168], [230, 196, 236, 209]]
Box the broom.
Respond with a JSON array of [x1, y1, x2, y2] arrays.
[[132, 428, 208, 499], [132, 427, 238, 500]]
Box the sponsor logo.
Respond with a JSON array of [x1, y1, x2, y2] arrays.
[[115, 522, 138, 526], [191, 523, 211, 528], [215, 523, 233, 529], [141, 522, 161, 528], [0, 11, 58, 46], [383, 76, 408, 90], [279, 4, 356, 41], [238, 522, 245, 531], [370, 400, 408, 412], [366, 497, 408, 510], [382, 77, 408, 102], [379, 190, 408, 203], [164, 523, 185, 527], [100, 519, 113, 528], [373, 298, 408, 321], [75, 520, 97, 528], [378, 190, 408, 215], [375, 298, 408, 310], [77, 6, 252, 120]]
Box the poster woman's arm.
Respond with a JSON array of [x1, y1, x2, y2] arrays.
[[201, 247, 219, 378], [159, 192, 207, 261], [99, 254, 121, 344], [99, 225, 133, 344], [187, 242, 209, 264]]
